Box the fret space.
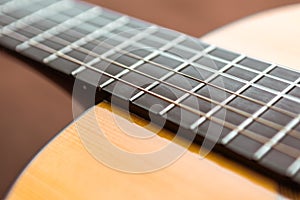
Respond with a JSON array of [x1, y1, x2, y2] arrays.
[[245, 121, 278, 139], [75, 69, 111, 87], [22, 46, 52, 62], [261, 109, 294, 127], [80, 42, 110, 54], [269, 66, 300, 82], [210, 75, 245, 92], [225, 65, 259, 81], [194, 56, 227, 70], [208, 47, 240, 61], [228, 96, 262, 114], [91, 60, 125, 76], [281, 135, 300, 151], [47, 57, 81, 74], [95, 36, 121, 47], [0, 35, 22, 49], [179, 39, 209, 51], [65, 49, 96, 63], [71, 23, 99, 34], [274, 97, 300, 115], [180, 64, 214, 81], [103, 71, 156, 103], [152, 29, 179, 41], [213, 108, 247, 126], [88, 17, 112, 27], [195, 85, 231, 103], [165, 73, 200, 91], [150, 55, 183, 69], [166, 46, 195, 60], [241, 86, 276, 103], [164, 106, 200, 128], [40, 39, 65, 51], [181, 95, 216, 114], [135, 63, 169, 79], [0, 14, 15, 26], [110, 26, 140, 38], [30, 19, 58, 31], [259, 149, 295, 175], [237, 57, 270, 71], [256, 76, 289, 92], [288, 86, 300, 99], [227, 134, 263, 159], [196, 119, 232, 142], [122, 45, 152, 57], [107, 53, 140, 67], [137, 37, 165, 49], [150, 83, 186, 101]]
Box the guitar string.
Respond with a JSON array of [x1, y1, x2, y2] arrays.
[[2, 0, 300, 186], [12, 9, 300, 117], [2, 0, 300, 90], [2, 0, 300, 179], [2, 12, 300, 145], [2, 25, 300, 160], [1, 9, 299, 120], [2, 13, 300, 139]]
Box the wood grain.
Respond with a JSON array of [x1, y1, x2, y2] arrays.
[[7, 103, 277, 199], [5, 3, 300, 200]]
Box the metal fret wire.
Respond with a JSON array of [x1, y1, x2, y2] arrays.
[[89, 25, 161, 88], [252, 78, 300, 158], [74, 28, 300, 120], [1, 2, 300, 175], [6, 12, 300, 138], [15, 7, 102, 51], [81, 36, 299, 123], [223, 77, 300, 145], [28, 25, 300, 140], [257, 114, 300, 177], [216, 64, 278, 143], [157, 49, 300, 105], [3, 25, 300, 165], [2, 6, 299, 119], [189, 54, 261, 129], [287, 157, 300, 177], [144, 31, 300, 89], [127, 38, 211, 102], [0, 0, 41, 12], [126, 30, 300, 105], [1, 2, 298, 128], [2, 7, 300, 145], [2, 1, 300, 91], [101, 34, 187, 88], [143, 30, 300, 89], [43, 16, 130, 62], [0, 0, 69, 36], [98, 23, 300, 105], [5, 7, 298, 121]]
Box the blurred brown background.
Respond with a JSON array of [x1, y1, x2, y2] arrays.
[[1, 0, 300, 198]]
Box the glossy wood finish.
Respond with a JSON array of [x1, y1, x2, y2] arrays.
[[7, 102, 278, 199], [6, 4, 300, 200]]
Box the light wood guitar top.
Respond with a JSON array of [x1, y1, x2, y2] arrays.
[[6, 4, 300, 200]]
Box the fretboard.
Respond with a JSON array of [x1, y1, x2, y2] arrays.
[[1, 0, 300, 186]]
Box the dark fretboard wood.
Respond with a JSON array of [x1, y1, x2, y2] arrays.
[[1, 0, 300, 186]]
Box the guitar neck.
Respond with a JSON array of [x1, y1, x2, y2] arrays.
[[1, 0, 300, 186]]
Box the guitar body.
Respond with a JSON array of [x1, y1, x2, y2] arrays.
[[5, 4, 300, 200]]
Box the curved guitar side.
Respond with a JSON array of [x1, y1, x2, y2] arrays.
[[6, 4, 300, 200]]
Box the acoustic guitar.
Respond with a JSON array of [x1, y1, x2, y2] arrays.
[[1, 0, 300, 199]]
